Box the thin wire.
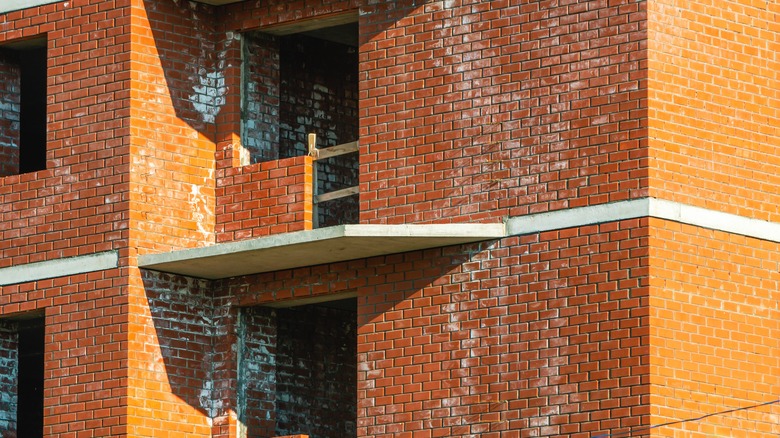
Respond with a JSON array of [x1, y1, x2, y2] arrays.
[[592, 398, 780, 438]]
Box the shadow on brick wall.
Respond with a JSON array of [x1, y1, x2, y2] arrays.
[[139, 237, 490, 438], [140, 271, 218, 434]]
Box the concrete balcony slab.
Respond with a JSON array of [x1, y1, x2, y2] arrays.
[[138, 224, 506, 279]]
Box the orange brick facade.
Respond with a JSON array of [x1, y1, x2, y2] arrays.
[[0, 1, 778, 438]]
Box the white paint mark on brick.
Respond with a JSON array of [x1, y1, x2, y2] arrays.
[[443, 322, 460, 332], [189, 170, 215, 242]]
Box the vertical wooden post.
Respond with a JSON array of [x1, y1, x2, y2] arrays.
[[307, 133, 319, 228]]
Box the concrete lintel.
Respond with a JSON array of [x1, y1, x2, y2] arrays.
[[138, 223, 506, 280], [650, 198, 780, 243], [506, 199, 650, 236], [0, 251, 119, 286], [0, 0, 60, 14], [506, 198, 780, 244]]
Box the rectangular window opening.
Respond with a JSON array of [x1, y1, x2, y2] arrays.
[[0, 36, 47, 178], [0, 313, 45, 438], [238, 297, 357, 438]]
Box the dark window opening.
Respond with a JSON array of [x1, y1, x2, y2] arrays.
[[17, 316, 45, 438], [239, 297, 358, 438], [0, 37, 47, 178], [0, 314, 44, 438], [19, 46, 47, 174]]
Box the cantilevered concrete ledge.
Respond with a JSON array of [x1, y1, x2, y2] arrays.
[[138, 224, 506, 280]]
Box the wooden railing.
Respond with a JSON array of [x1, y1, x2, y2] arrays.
[[307, 133, 359, 228]]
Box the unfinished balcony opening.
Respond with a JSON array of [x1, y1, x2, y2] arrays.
[[0, 37, 47, 178], [241, 17, 359, 227], [238, 296, 357, 438], [0, 313, 45, 438]]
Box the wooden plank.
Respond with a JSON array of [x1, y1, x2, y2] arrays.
[[308, 133, 319, 228], [308, 133, 318, 158], [314, 186, 359, 204], [315, 141, 358, 160]]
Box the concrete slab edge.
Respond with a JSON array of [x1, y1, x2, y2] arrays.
[[0, 0, 60, 14], [138, 223, 507, 267], [506, 198, 780, 244], [139, 225, 351, 267], [342, 223, 506, 238], [0, 251, 119, 286]]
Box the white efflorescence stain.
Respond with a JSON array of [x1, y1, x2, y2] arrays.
[[190, 70, 227, 124]]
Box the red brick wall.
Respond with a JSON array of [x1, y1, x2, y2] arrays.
[[359, 0, 648, 224], [130, 270, 215, 437], [130, 0, 220, 254], [127, 271, 241, 438], [215, 218, 650, 438], [0, 0, 130, 265], [358, 221, 649, 437], [648, 0, 780, 222], [2, 2, 774, 438], [129, 0, 649, 247], [0, 50, 20, 178], [216, 156, 313, 243], [0, 268, 129, 438], [650, 219, 780, 436]]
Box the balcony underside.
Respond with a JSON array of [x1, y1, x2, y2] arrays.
[[138, 224, 506, 280]]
